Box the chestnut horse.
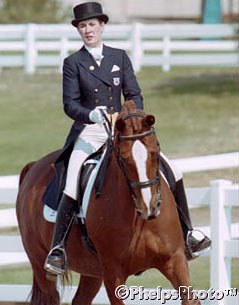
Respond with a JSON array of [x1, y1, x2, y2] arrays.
[[16, 101, 200, 305]]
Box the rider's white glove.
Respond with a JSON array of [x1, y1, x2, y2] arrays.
[[89, 106, 107, 124]]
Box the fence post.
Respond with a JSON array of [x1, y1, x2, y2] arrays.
[[131, 23, 143, 73], [162, 36, 171, 72], [210, 179, 232, 304], [24, 23, 37, 74], [59, 37, 68, 73]]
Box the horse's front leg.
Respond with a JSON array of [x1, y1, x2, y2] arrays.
[[101, 261, 127, 305], [72, 275, 102, 305], [158, 251, 201, 305], [104, 278, 128, 305]]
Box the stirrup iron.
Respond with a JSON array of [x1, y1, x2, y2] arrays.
[[44, 245, 67, 276]]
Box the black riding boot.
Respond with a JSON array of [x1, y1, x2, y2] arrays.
[[44, 194, 76, 275], [174, 179, 211, 260]]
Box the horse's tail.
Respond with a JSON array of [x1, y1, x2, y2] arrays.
[[19, 161, 36, 186]]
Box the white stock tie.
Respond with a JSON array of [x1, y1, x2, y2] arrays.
[[90, 48, 103, 66]]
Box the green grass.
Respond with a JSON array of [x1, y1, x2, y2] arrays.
[[0, 67, 238, 291], [0, 72, 70, 174], [0, 258, 238, 290], [0, 67, 238, 177]]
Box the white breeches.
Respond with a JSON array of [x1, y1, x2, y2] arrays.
[[64, 123, 108, 200], [64, 124, 182, 200], [160, 152, 183, 182]]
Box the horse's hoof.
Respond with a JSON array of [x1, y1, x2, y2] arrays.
[[46, 272, 57, 282]]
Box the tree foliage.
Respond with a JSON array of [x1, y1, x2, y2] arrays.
[[0, 0, 69, 23]]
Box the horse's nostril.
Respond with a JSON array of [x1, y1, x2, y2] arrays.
[[147, 215, 156, 221], [137, 210, 147, 219]]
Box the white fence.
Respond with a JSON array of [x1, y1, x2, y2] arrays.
[[0, 23, 238, 73], [0, 153, 238, 304]]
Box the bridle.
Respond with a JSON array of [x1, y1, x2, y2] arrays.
[[100, 109, 162, 217], [116, 112, 162, 216]]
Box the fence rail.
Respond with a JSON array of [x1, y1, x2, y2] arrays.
[[0, 152, 238, 205], [0, 23, 238, 73]]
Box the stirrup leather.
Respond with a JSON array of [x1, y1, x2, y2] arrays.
[[44, 245, 67, 275]]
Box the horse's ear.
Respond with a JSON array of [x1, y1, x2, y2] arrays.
[[115, 118, 126, 132], [143, 115, 155, 127]]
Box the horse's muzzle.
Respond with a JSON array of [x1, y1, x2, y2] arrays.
[[137, 206, 161, 221], [147, 214, 157, 221], [148, 206, 161, 220]]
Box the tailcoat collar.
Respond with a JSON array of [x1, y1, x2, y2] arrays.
[[78, 45, 115, 86]]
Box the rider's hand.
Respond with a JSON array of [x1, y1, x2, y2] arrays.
[[89, 106, 107, 124]]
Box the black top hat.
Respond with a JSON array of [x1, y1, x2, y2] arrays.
[[71, 2, 109, 27]]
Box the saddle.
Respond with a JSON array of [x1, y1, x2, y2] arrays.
[[77, 144, 110, 221], [43, 144, 109, 223]]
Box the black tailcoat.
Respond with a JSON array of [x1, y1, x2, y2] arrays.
[[44, 44, 143, 207]]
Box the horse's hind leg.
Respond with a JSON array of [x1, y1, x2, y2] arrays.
[[29, 261, 60, 305], [30, 276, 59, 305], [72, 275, 102, 305], [159, 252, 201, 305]]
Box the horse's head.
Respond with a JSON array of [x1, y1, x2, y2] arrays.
[[114, 100, 162, 221]]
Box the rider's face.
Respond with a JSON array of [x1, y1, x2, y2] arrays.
[[77, 18, 104, 48]]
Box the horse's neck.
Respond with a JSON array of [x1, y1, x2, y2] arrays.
[[107, 154, 136, 214]]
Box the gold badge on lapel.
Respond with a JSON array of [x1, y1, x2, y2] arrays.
[[89, 65, 95, 71], [113, 77, 120, 86]]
